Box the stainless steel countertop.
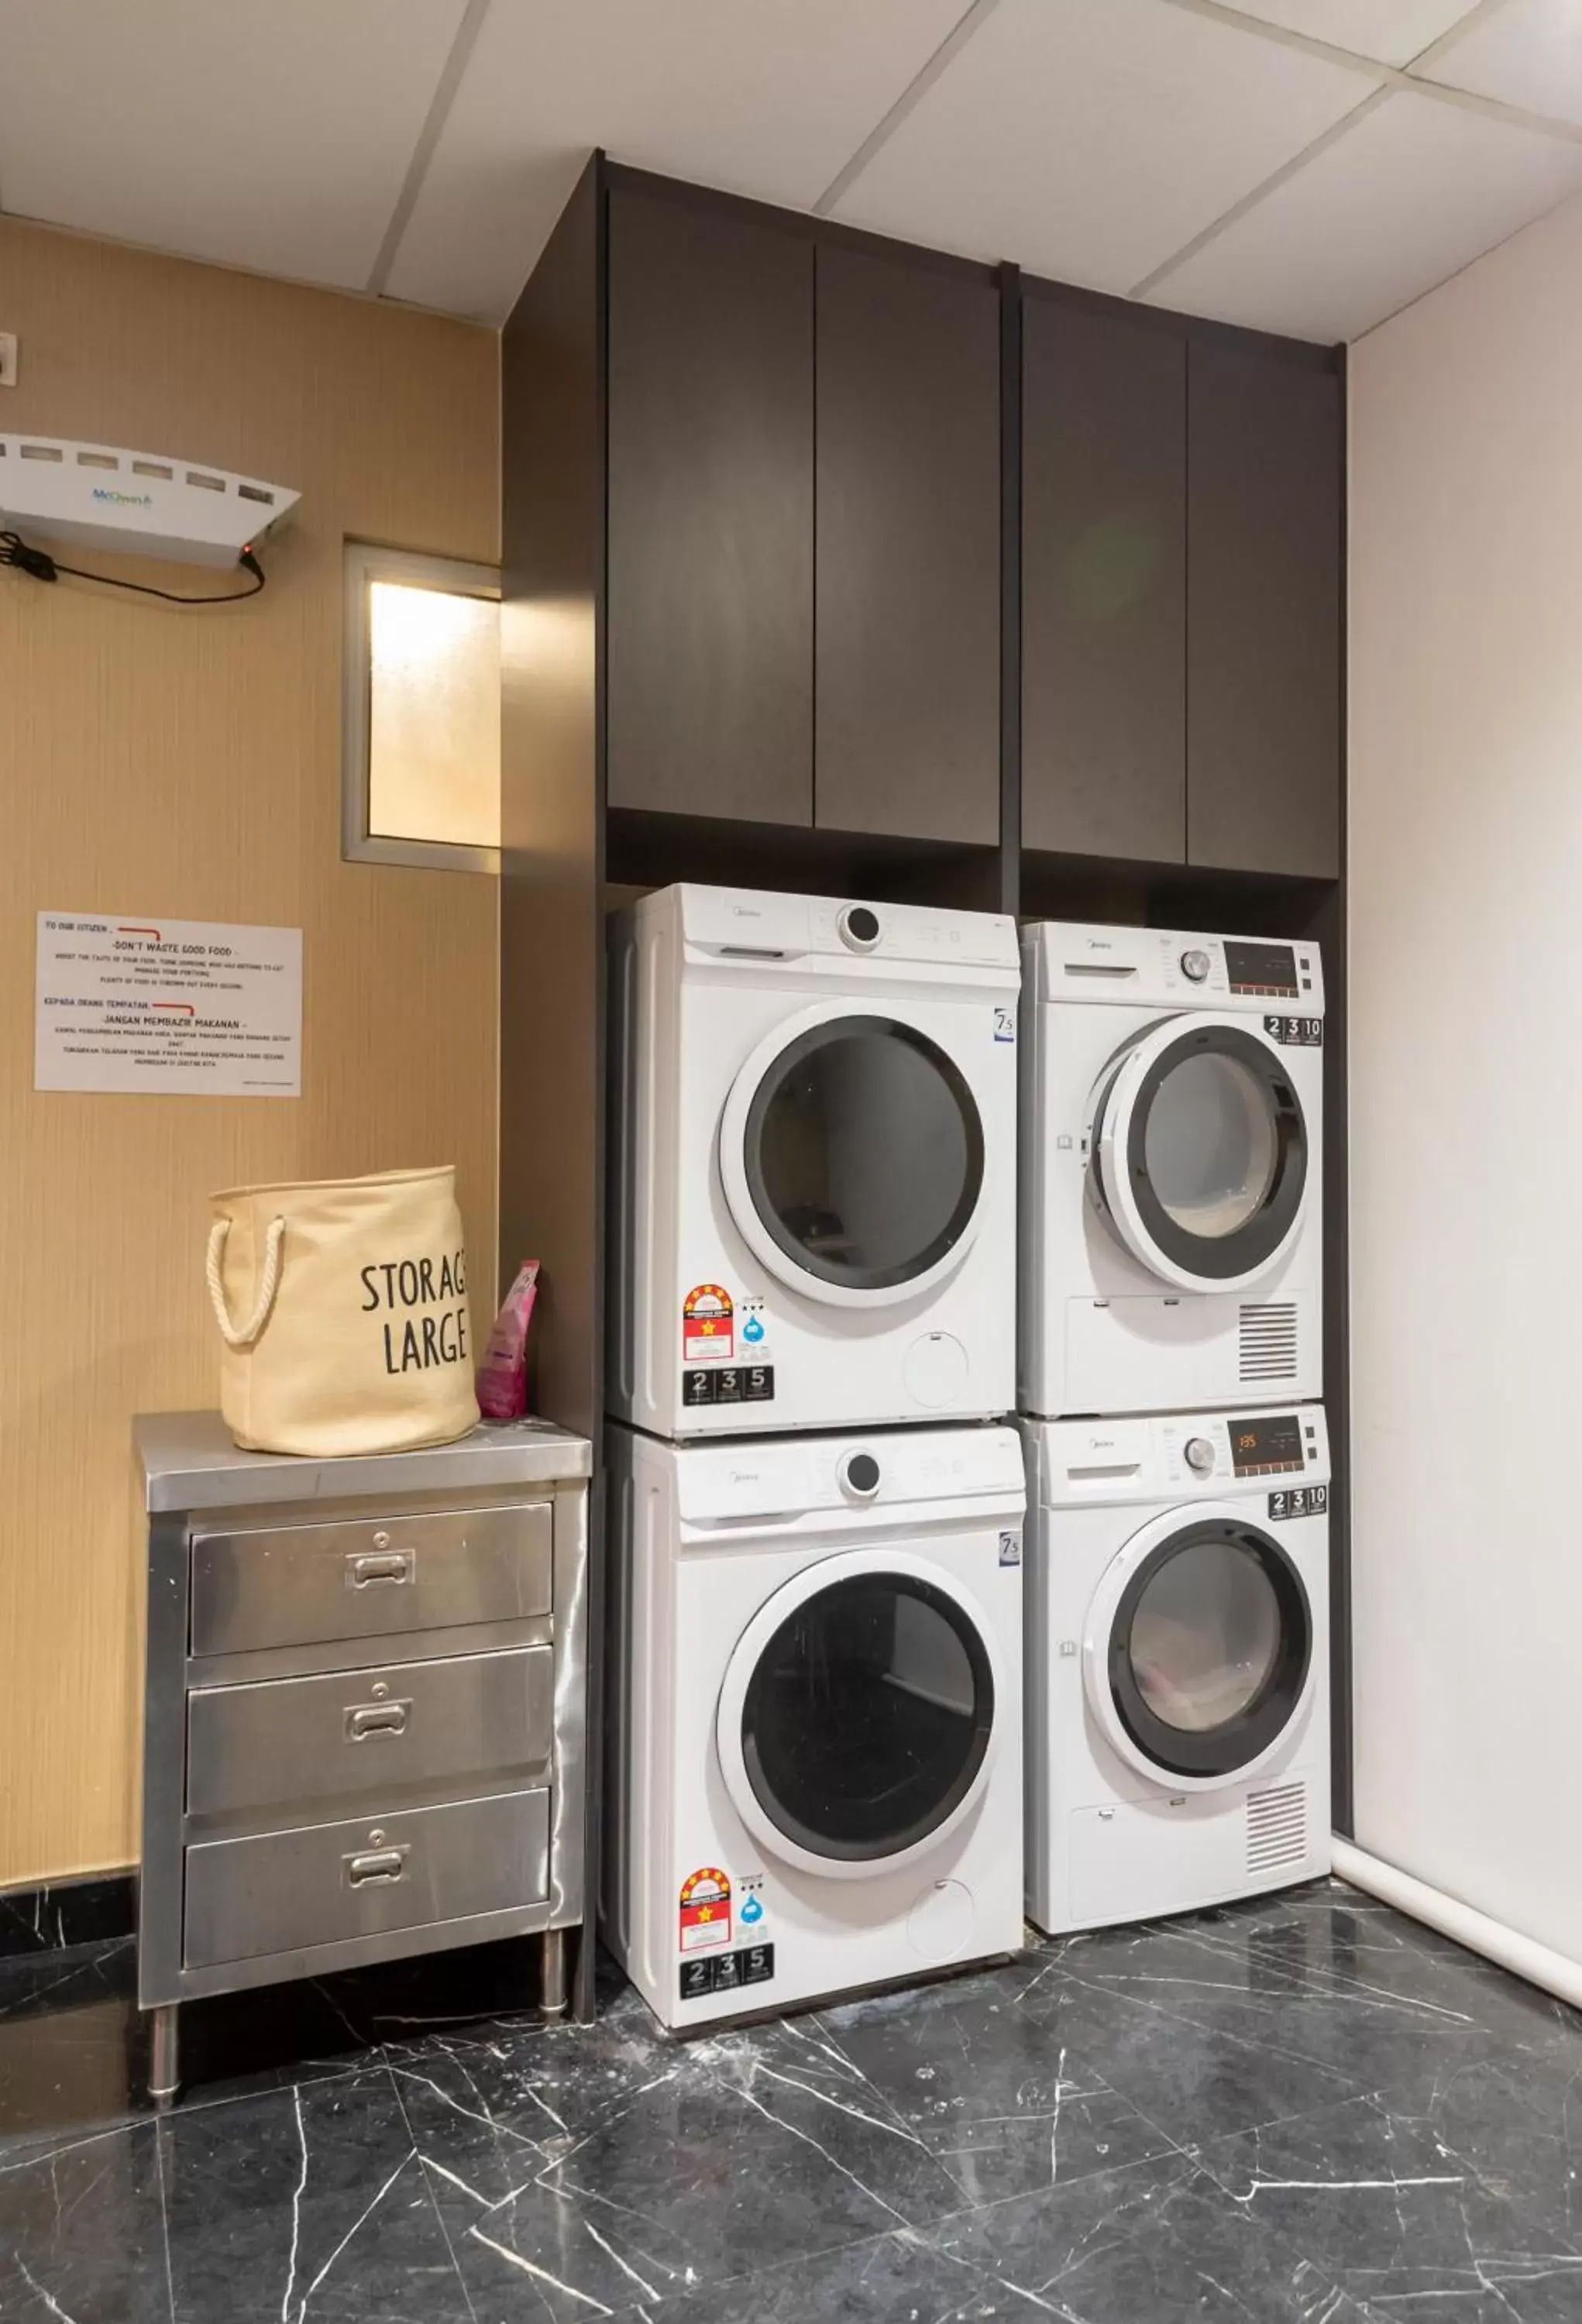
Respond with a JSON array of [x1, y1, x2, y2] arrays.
[[135, 1410, 593, 1513]]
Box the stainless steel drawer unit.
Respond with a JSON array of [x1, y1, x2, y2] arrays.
[[135, 1412, 592, 2103]]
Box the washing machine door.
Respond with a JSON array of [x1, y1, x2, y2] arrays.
[[1084, 1504, 1313, 1793], [1092, 1014, 1308, 1294], [718, 1003, 986, 1308], [716, 1549, 1002, 1879]]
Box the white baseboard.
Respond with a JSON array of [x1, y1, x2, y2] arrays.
[[1332, 1838, 1582, 2011]]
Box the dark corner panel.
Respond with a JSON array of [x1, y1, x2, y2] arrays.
[[501, 156, 605, 1445], [1023, 291, 1186, 865], [815, 240, 1001, 847], [1188, 335, 1342, 880], [501, 157, 607, 2023], [607, 176, 813, 826]]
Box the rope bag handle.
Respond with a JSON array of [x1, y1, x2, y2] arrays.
[[205, 1215, 286, 1349]]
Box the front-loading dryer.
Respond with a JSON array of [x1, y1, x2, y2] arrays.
[[608, 884, 1020, 1438], [1023, 1404, 1330, 1935], [1020, 921, 1324, 1418], [604, 1421, 1026, 2030]]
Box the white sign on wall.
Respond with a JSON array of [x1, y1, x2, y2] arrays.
[[35, 911, 302, 1097]]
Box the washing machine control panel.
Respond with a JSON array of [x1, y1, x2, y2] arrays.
[[674, 1425, 1027, 1525], [1029, 922, 1325, 1012], [1044, 1408, 1330, 1505], [675, 883, 1020, 971]]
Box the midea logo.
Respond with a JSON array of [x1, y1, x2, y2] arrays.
[[91, 486, 153, 507]]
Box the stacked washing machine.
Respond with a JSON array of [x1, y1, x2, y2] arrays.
[[604, 884, 1027, 2028], [1019, 922, 1332, 1934]]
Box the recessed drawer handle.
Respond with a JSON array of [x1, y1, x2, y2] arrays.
[[346, 1700, 411, 1741], [346, 1549, 414, 1588], [346, 1848, 407, 1886]]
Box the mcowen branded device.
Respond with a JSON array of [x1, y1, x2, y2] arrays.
[[0, 435, 299, 568]]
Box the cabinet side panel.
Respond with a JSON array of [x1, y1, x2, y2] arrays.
[[500, 160, 606, 2023], [500, 160, 604, 1440]]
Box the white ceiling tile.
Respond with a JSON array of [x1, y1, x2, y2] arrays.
[[0, 0, 467, 290], [826, 0, 1377, 295], [1148, 88, 1582, 341], [1419, 0, 1582, 128], [1216, 1, 1481, 69], [385, 0, 972, 322]]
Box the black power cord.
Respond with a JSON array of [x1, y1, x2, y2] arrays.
[[0, 529, 266, 603]]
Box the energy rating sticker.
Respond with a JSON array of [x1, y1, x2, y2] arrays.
[[679, 1867, 731, 1952], [683, 1284, 734, 1363]]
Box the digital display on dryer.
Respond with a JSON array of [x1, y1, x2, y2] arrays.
[[1228, 1414, 1305, 1477], [1223, 940, 1300, 998]]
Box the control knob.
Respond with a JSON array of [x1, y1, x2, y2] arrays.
[[839, 905, 882, 952], [1184, 1436, 1216, 1477], [841, 1450, 882, 1499], [1180, 948, 1211, 983]]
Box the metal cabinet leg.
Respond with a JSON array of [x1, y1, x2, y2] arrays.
[[149, 2003, 181, 2106], [539, 1927, 569, 2019]]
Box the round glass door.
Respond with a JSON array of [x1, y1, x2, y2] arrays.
[[725, 1564, 996, 1869], [1104, 1520, 1312, 1781], [736, 1014, 985, 1294], [1095, 1020, 1307, 1291]]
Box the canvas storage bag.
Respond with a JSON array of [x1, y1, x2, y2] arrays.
[[206, 1167, 478, 1456]]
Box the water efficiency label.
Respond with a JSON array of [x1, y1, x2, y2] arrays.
[[35, 911, 302, 1096]]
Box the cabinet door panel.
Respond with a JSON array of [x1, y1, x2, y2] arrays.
[[1023, 295, 1185, 863], [607, 184, 813, 823], [1188, 340, 1341, 878], [815, 245, 1000, 845]]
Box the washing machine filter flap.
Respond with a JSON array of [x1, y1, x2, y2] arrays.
[[1092, 1015, 1309, 1294]]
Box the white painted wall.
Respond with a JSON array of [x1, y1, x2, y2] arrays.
[[1350, 191, 1582, 1969]]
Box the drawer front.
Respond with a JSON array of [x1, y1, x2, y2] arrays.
[[189, 1503, 553, 1657], [183, 1787, 550, 1968], [185, 1645, 554, 1818]]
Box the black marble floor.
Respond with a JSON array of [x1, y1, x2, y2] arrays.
[[2, 1881, 1580, 2321]]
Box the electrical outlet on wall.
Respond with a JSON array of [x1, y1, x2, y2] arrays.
[[0, 335, 17, 388]]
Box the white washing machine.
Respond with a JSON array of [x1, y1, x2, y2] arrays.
[[608, 884, 1020, 1439], [1020, 921, 1324, 1418], [1023, 1404, 1330, 1935], [604, 1421, 1026, 2030]]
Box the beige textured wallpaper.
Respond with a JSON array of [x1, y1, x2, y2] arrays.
[[0, 218, 500, 1889]]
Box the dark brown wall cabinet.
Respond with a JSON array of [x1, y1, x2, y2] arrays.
[[1188, 339, 1342, 879], [607, 185, 813, 824], [605, 174, 1002, 843], [1022, 294, 1186, 864], [816, 246, 1001, 845], [1021, 290, 1341, 883]]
